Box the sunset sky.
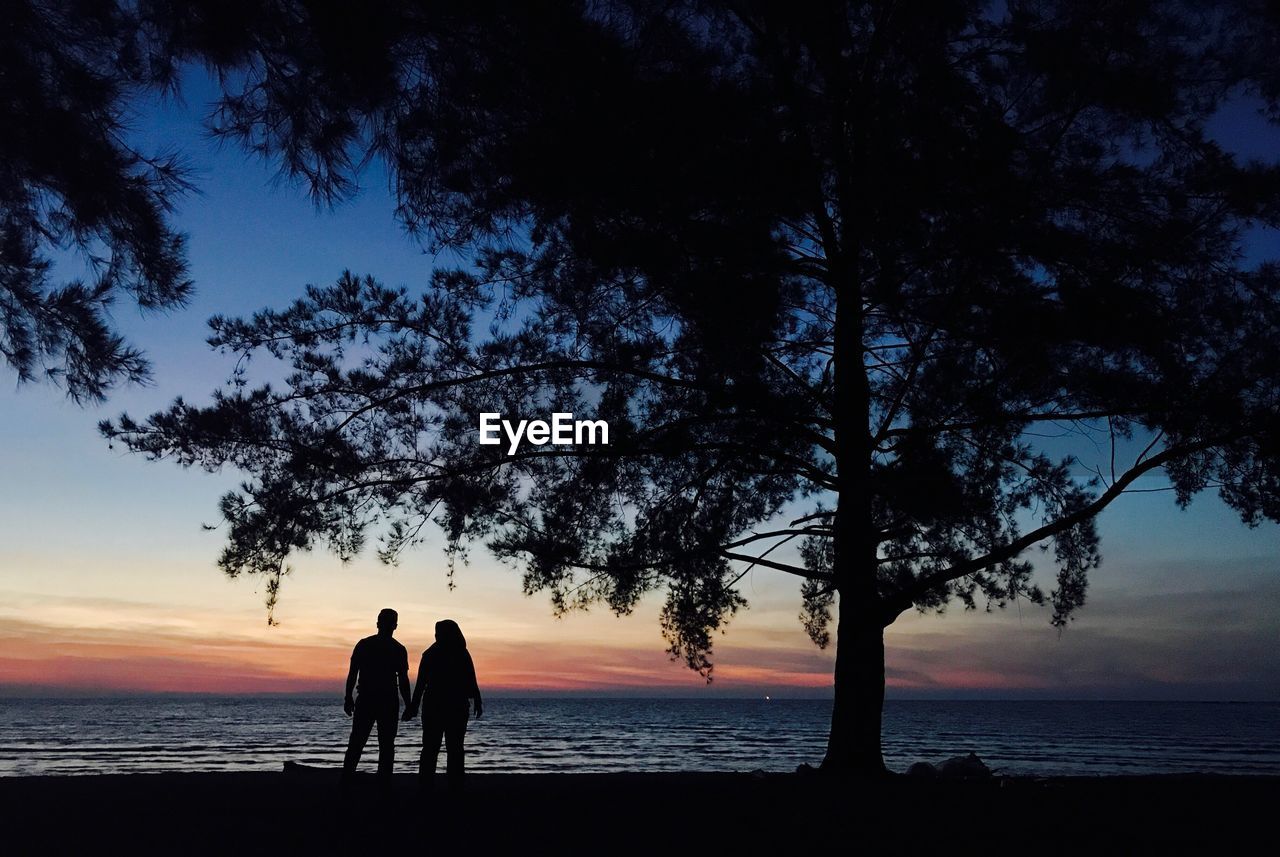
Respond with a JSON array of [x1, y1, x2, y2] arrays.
[[2, 70, 1279, 700]]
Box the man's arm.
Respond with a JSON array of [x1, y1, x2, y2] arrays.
[[343, 645, 360, 716], [404, 651, 427, 721], [398, 647, 412, 708]]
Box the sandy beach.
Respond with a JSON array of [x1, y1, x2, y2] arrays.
[[4, 767, 1278, 854]]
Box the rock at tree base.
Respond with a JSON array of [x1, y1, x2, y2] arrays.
[[938, 753, 992, 779]]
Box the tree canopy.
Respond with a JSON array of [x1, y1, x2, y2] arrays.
[[100, 1, 1280, 771], [2, 0, 192, 401]]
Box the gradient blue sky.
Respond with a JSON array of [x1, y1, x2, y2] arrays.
[[1, 69, 1278, 699]]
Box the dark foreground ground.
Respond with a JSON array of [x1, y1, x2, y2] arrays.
[[4, 766, 1278, 855]]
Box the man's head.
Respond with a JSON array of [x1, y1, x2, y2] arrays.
[[376, 608, 398, 634]]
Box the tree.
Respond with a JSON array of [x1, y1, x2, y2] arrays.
[[104, 1, 1280, 774], [1, 0, 193, 402]]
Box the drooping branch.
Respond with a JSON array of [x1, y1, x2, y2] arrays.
[[884, 437, 1224, 620]]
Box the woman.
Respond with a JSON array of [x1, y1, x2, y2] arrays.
[[403, 619, 483, 791]]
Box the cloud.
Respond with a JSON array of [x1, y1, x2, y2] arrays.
[[885, 580, 1280, 698], [4, 573, 1277, 699], [0, 595, 838, 695]]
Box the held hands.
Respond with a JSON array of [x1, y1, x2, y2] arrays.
[[343, 696, 355, 717], [401, 705, 418, 722]]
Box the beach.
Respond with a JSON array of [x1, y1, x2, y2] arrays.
[[4, 767, 1278, 854]]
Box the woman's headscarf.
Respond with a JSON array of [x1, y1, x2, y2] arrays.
[[435, 619, 466, 649]]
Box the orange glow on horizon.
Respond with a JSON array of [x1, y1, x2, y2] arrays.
[[0, 615, 841, 695]]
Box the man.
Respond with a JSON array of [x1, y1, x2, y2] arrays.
[[342, 608, 412, 785]]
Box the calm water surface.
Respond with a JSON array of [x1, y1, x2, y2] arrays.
[[1, 698, 1277, 777]]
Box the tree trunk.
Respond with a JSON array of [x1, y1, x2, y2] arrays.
[[820, 593, 888, 776]]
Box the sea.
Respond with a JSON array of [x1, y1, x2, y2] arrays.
[[1, 698, 1277, 778]]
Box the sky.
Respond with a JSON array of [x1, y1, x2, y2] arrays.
[[1, 70, 1279, 700]]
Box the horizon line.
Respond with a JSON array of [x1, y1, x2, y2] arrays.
[[1, 690, 1276, 704]]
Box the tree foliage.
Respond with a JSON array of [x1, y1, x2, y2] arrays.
[[1, 0, 193, 401], [100, 0, 1280, 739]]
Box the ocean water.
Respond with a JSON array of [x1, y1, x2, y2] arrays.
[[0, 698, 1277, 777]]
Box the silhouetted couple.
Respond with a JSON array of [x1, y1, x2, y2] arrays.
[[342, 608, 483, 790]]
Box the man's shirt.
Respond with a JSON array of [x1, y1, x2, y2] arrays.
[[351, 634, 409, 701]]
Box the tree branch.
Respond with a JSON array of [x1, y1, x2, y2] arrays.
[[328, 359, 715, 436], [880, 409, 1145, 439], [720, 550, 826, 580], [884, 437, 1222, 619]]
